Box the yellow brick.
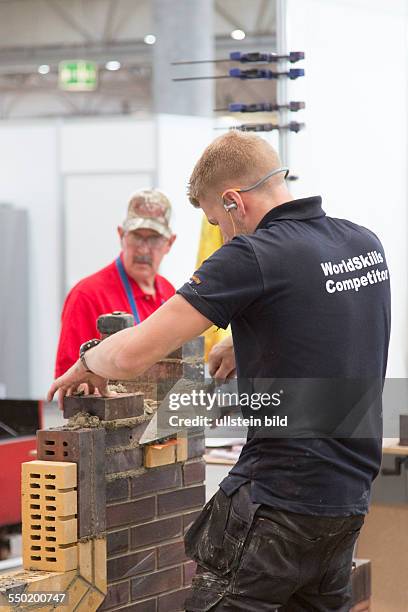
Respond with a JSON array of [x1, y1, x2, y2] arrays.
[[22, 461, 77, 490], [93, 539, 107, 594], [22, 463, 78, 574], [0, 595, 10, 612], [78, 541, 93, 584], [58, 577, 88, 612], [22, 490, 77, 519], [144, 443, 176, 468], [25, 570, 76, 594], [176, 435, 188, 462], [23, 543, 78, 573], [75, 587, 105, 612], [24, 518, 77, 547]]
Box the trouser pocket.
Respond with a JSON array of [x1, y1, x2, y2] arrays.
[[184, 488, 244, 577], [319, 525, 363, 595]]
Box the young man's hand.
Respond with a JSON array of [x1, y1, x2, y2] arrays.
[[208, 336, 236, 381], [47, 359, 113, 410]]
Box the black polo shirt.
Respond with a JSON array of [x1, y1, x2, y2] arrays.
[[177, 196, 391, 516]]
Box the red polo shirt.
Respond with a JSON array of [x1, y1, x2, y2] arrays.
[[55, 256, 175, 377]]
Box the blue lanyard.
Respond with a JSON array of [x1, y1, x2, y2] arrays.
[[115, 256, 164, 325]]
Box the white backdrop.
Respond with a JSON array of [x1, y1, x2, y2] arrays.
[[64, 173, 153, 290], [286, 0, 408, 378]]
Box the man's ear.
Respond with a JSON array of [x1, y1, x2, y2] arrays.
[[117, 226, 125, 241], [222, 190, 245, 216]]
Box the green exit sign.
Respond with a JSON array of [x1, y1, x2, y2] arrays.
[[58, 60, 98, 91]]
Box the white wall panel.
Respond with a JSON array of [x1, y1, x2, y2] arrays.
[[156, 114, 213, 289], [64, 172, 153, 290], [0, 122, 60, 398], [286, 0, 408, 377], [61, 119, 155, 174]]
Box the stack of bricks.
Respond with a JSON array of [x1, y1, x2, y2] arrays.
[[58, 337, 205, 612]]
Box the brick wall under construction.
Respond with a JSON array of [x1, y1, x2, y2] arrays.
[[0, 334, 372, 611], [38, 338, 205, 611]]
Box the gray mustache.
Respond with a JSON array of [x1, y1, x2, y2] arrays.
[[133, 255, 152, 265]]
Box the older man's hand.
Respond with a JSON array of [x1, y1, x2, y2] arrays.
[[47, 359, 113, 410], [208, 335, 236, 381]]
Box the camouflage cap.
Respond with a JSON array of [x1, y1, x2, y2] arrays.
[[123, 189, 173, 239]]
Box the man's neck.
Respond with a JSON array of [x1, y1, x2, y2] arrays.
[[123, 261, 156, 296], [137, 277, 156, 296], [249, 187, 294, 231]]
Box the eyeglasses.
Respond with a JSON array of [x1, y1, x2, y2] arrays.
[[125, 233, 166, 249]]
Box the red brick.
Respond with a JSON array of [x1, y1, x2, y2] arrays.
[[182, 459, 205, 486], [115, 599, 157, 612], [36, 427, 106, 538], [106, 497, 156, 529], [63, 393, 144, 420], [131, 516, 182, 549], [183, 510, 202, 534], [107, 478, 129, 503], [187, 434, 206, 458], [183, 561, 197, 585], [107, 529, 129, 556], [106, 448, 143, 475], [131, 567, 182, 600], [130, 464, 182, 498], [157, 541, 188, 568], [158, 486, 205, 516], [106, 423, 148, 449], [99, 580, 130, 610], [158, 587, 191, 612], [108, 548, 156, 581]]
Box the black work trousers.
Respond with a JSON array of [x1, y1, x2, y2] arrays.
[[184, 484, 364, 611]]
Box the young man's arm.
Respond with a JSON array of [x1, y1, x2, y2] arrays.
[[47, 295, 212, 407]]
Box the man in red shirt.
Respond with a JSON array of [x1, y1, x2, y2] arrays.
[[55, 189, 176, 377]]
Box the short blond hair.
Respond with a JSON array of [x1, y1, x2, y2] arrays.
[[188, 131, 282, 206]]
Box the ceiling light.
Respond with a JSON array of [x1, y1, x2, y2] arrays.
[[38, 64, 50, 75], [144, 34, 156, 45], [105, 60, 121, 71], [231, 29, 246, 40]]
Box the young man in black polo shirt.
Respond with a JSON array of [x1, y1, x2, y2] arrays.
[[49, 132, 391, 612]]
